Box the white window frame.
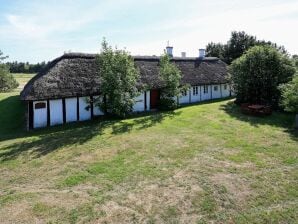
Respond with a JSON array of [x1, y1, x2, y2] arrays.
[[193, 86, 198, 95]]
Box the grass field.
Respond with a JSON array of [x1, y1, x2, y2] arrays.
[[0, 74, 297, 223], [12, 73, 35, 91]]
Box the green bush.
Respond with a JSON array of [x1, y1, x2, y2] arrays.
[[0, 53, 18, 92], [229, 45, 295, 107]]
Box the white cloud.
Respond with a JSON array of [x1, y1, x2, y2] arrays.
[[1, 0, 297, 62]]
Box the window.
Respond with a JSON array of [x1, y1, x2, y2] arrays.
[[193, 86, 198, 95], [35, 102, 46, 109], [203, 85, 208, 94], [224, 84, 227, 90], [214, 86, 218, 91], [182, 90, 187, 96]]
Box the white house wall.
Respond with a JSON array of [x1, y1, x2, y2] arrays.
[[179, 88, 190, 104], [191, 86, 201, 103], [201, 85, 211, 101], [33, 101, 47, 128], [146, 91, 150, 110], [49, 99, 63, 126], [79, 97, 91, 121], [221, 84, 230, 98], [211, 85, 221, 99], [133, 92, 145, 112], [93, 96, 104, 116], [30, 83, 231, 129], [65, 97, 77, 122]]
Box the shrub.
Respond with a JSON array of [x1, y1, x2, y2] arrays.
[[0, 51, 18, 92], [229, 45, 295, 107]]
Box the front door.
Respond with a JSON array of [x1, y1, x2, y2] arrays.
[[150, 89, 160, 109]]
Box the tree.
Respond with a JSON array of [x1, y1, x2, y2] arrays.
[[224, 31, 258, 64], [0, 51, 18, 92], [205, 31, 287, 64], [229, 45, 295, 107], [279, 75, 298, 128], [158, 54, 182, 110], [96, 39, 140, 117], [205, 42, 225, 60], [292, 55, 298, 70]]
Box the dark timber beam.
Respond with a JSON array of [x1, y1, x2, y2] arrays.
[[47, 99, 50, 127]]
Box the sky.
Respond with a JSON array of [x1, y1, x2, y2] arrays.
[[0, 0, 298, 63]]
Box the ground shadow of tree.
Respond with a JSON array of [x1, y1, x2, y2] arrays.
[[0, 110, 181, 161], [0, 95, 26, 141], [111, 110, 181, 135], [220, 101, 298, 140]]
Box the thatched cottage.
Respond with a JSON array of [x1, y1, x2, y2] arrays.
[[21, 47, 231, 129]]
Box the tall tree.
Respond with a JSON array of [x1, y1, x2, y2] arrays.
[[224, 31, 257, 64], [96, 39, 140, 117], [205, 31, 287, 64], [0, 51, 18, 92], [279, 75, 298, 128], [205, 42, 225, 60], [229, 45, 295, 107], [158, 54, 182, 110]]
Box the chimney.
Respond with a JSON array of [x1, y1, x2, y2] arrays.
[[181, 52, 186, 57], [166, 46, 173, 57], [199, 49, 205, 58]]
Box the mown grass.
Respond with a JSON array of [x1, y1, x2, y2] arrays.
[[0, 76, 297, 223]]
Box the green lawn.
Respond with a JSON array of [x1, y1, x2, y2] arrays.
[[12, 73, 35, 91], [0, 77, 297, 223]]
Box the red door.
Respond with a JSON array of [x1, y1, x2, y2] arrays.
[[150, 89, 160, 109]]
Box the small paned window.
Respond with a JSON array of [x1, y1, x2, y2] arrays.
[[203, 85, 208, 94], [182, 90, 187, 96], [214, 86, 218, 91], [35, 102, 46, 109], [224, 84, 227, 90], [193, 86, 199, 95]]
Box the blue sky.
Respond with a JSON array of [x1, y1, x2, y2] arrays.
[[0, 0, 298, 63]]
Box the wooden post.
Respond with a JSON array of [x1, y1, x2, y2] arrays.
[[29, 101, 33, 130], [47, 99, 50, 127], [62, 98, 66, 124], [144, 91, 147, 111], [77, 97, 80, 121]]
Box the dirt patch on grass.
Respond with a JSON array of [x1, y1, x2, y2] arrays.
[[210, 172, 252, 206], [96, 170, 205, 223]]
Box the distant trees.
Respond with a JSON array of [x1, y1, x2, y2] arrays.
[[229, 45, 295, 107], [5, 61, 49, 74], [158, 54, 182, 110], [206, 31, 287, 64], [206, 42, 225, 61], [96, 39, 140, 117], [0, 51, 18, 92], [279, 75, 298, 128]]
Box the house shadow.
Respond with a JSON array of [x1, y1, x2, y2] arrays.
[[220, 101, 298, 140], [0, 107, 181, 161]]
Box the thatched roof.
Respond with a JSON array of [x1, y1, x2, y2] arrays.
[[21, 53, 228, 101]]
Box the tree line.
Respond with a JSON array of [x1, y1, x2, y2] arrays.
[[5, 61, 50, 74], [205, 31, 288, 64]]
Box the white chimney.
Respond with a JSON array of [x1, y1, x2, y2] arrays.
[[166, 46, 173, 57], [181, 52, 186, 57], [199, 49, 205, 58]]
